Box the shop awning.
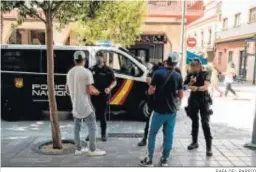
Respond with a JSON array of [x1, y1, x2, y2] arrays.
[[186, 51, 208, 65]]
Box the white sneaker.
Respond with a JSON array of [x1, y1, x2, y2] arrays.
[[74, 150, 83, 156], [81, 147, 89, 153], [87, 149, 106, 156], [74, 147, 88, 155]]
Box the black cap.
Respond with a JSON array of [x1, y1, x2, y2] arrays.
[[96, 51, 104, 57], [190, 58, 202, 66]]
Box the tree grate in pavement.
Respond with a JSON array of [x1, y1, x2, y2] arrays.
[[108, 133, 143, 138]]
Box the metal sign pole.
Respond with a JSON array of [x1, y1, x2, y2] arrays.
[[244, 97, 256, 149], [179, 0, 186, 70]]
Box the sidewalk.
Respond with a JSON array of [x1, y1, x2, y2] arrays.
[[1, 108, 256, 167]]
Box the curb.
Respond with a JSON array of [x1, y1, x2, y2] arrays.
[[32, 139, 75, 155]]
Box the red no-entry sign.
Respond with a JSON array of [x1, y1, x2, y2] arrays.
[[187, 37, 197, 48]]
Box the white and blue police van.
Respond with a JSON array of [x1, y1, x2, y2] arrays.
[[1, 41, 151, 121]]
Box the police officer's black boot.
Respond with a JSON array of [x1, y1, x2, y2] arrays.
[[101, 135, 107, 142], [137, 138, 147, 147], [206, 139, 213, 157], [187, 136, 199, 150], [187, 143, 199, 150], [101, 129, 107, 142]]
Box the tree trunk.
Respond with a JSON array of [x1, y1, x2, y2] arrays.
[[45, 11, 62, 149], [1, 12, 3, 44]]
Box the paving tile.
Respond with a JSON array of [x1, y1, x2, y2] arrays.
[[239, 156, 256, 166], [231, 150, 247, 157], [1, 137, 35, 155], [204, 160, 221, 167], [213, 155, 229, 161], [172, 148, 187, 153], [218, 160, 234, 167], [226, 156, 241, 161], [220, 151, 236, 157], [1, 152, 17, 158], [230, 160, 248, 167], [216, 146, 229, 151], [3, 157, 55, 167], [180, 160, 215, 167], [178, 155, 203, 161], [168, 160, 182, 167]]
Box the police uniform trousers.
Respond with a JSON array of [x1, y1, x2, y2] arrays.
[[188, 98, 212, 148], [143, 111, 152, 141], [91, 94, 109, 136]]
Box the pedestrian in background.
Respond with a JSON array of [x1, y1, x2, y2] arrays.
[[66, 51, 106, 156], [210, 64, 224, 97], [224, 62, 237, 98], [140, 52, 184, 167]]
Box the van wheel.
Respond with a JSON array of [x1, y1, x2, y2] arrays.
[[139, 101, 150, 120]]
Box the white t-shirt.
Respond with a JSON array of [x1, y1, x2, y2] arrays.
[[66, 66, 94, 119], [211, 69, 219, 84], [225, 67, 235, 84]]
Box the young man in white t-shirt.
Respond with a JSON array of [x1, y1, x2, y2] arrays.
[[66, 51, 106, 156]]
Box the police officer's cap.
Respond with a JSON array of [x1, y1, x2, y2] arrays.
[[96, 51, 104, 57], [190, 58, 202, 66], [167, 52, 179, 64], [74, 51, 86, 61]]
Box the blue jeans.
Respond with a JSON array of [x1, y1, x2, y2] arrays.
[[74, 112, 97, 151], [147, 111, 177, 160]]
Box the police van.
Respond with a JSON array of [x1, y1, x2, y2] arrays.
[[1, 43, 151, 121]]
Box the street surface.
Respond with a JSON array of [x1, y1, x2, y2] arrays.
[[1, 84, 256, 167]]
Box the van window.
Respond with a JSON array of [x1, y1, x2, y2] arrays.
[[1, 49, 41, 72], [97, 50, 142, 77], [41, 49, 89, 73]]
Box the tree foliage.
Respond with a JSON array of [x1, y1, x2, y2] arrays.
[[1, 1, 101, 27], [73, 1, 147, 46]]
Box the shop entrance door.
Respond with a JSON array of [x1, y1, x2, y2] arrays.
[[239, 50, 247, 77]]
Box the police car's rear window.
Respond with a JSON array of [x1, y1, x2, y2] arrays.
[[1, 49, 41, 72], [41, 49, 90, 74], [1, 48, 90, 74]]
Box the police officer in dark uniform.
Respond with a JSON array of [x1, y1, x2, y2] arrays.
[[137, 61, 164, 146], [88, 51, 117, 141], [184, 59, 213, 157]]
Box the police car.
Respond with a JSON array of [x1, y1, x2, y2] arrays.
[[1, 41, 151, 121]]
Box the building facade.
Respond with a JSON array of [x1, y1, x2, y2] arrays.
[[215, 0, 256, 81], [186, 0, 222, 62], [1, 1, 204, 64]]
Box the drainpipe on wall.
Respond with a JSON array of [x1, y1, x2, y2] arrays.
[[253, 39, 256, 85]]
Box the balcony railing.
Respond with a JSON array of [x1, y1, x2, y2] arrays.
[[147, 0, 204, 17]]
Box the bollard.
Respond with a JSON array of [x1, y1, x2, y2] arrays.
[[244, 97, 256, 150]]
